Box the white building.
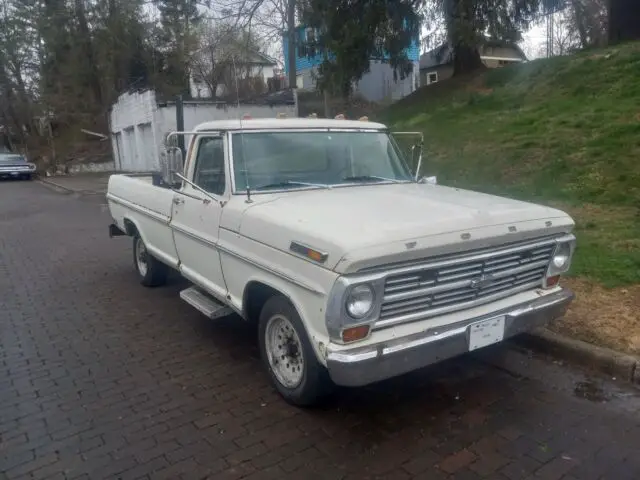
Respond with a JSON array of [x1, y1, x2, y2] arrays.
[[109, 89, 297, 172]]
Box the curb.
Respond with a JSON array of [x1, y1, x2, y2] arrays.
[[515, 328, 639, 385], [37, 177, 105, 196], [37, 177, 75, 194]]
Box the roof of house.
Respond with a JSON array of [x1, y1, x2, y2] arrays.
[[194, 117, 386, 132], [247, 51, 278, 66], [419, 40, 527, 70]]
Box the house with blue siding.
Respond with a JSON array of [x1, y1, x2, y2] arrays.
[[283, 26, 420, 103]]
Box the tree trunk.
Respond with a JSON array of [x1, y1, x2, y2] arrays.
[[74, 0, 102, 105], [108, 0, 121, 95], [570, 0, 589, 48], [287, 0, 297, 89], [446, 0, 484, 75], [609, 0, 640, 44], [452, 44, 483, 75]]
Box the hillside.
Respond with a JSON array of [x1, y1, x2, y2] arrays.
[[382, 42, 640, 289], [381, 43, 640, 354]]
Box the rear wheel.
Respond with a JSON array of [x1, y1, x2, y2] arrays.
[[258, 295, 333, 406], [133, 234, 168, 287]]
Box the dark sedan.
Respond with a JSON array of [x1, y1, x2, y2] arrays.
[[0, 153, 36, 180]]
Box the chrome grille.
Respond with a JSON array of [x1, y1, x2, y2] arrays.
[[376, 238, 556, 329]]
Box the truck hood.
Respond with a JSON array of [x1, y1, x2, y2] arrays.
[[233, 183, 574, 273]]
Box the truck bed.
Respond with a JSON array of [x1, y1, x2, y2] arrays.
[[106, 173, 179, 267]]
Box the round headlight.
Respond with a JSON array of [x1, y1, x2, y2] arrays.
[[346, 284, 374, 319], [552, 243, 571, 269]]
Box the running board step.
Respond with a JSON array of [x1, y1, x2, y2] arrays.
[[179, 286, 233, 320]]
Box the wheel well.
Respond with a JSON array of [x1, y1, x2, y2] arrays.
[[123, 218, 138, 236], [243, 282, 284, 324]]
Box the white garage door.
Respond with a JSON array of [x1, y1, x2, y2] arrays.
[[138, 123, 157, 171]]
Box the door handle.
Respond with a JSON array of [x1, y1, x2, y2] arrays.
[[173, 197, 184, 205]]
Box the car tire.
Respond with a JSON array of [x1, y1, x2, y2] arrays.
[[258, 295, 334, 406], [133, 234, 168, 287]]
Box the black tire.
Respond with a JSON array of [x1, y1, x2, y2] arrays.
[[132, 234, 168, 287], [258, 295, 334, 406]]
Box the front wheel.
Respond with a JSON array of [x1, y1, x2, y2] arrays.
[[133, 234, 168, 287], [258, 296, 334, 406]]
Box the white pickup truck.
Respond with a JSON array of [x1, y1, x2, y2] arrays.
[[107, 117, 576, 406]]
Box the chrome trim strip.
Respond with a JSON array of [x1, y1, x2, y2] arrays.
[[216, 241, 324, 295], [170, 223, 218, 249], [106, 193, 169, 224]]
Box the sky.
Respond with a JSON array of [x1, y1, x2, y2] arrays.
[[521, 22, 549, 59]]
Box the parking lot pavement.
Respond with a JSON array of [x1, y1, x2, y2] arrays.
[[1, 180, 640, 480]]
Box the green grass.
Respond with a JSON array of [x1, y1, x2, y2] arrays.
[[380, 42, 640, 287]]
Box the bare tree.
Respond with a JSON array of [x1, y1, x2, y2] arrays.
[[552, 11, 581, 56], [218, 0, 296, 88]]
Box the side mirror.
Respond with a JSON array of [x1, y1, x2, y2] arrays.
[[418, 175, 437, 185], [160, 147, 184, 186]]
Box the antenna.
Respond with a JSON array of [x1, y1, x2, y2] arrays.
[[231, 54, 252, 203]]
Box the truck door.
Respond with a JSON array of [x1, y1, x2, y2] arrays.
[[170, 135, 228, 300]]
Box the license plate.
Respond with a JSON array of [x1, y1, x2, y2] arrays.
[[468, 316, 505, 351]]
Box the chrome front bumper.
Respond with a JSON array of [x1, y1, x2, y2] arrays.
[[0, 167, 32, 177], [326, 288, 574, 387]]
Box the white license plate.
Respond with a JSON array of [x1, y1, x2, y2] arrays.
[[468, 316, 505, 351]]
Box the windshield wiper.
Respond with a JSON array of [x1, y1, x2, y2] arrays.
[[254, 180, 330, 191], [342, 175, 400, 184]]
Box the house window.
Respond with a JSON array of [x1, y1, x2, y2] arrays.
[[427, 72, 438, 85], [305, 27, 315, 43]]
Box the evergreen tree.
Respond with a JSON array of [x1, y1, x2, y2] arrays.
[[300, 0, 422, 96]]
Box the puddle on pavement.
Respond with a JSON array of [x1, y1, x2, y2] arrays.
[[574, 379, 609, 402]]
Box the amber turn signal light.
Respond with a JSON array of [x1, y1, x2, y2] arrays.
[[545, 275, 560, 288], [341, 325, 370, 343]]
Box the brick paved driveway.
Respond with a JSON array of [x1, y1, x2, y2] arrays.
[[1, 180, 640, 480]]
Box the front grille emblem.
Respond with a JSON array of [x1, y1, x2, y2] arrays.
[[470, 274, 493, 290]]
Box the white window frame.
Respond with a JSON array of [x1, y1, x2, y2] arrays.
[[427, 71, 438, 85]]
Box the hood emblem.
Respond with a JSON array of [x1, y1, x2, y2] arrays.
[[470, 274, 493, 290]]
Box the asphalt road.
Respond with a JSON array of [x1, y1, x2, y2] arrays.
[[1, 179, 640, 480]]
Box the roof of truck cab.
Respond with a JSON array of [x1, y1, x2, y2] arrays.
[[194, 118, 387, 131]]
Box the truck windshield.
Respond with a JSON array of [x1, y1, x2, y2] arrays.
[[231, 130, 413, 192]]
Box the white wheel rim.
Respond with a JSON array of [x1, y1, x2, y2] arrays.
[[135, 238, 148, 277], [265, 314, 304, 389]]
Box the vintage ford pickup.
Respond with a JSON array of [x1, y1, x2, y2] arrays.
[[106, 117, 576, 406]]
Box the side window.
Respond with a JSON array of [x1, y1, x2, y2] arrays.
[[193, 137, 225, 195]]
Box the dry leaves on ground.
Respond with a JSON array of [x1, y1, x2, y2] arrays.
[[549, 278, 640, 356]]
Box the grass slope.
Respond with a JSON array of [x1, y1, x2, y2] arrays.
[[383, 42, 640, 288]]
